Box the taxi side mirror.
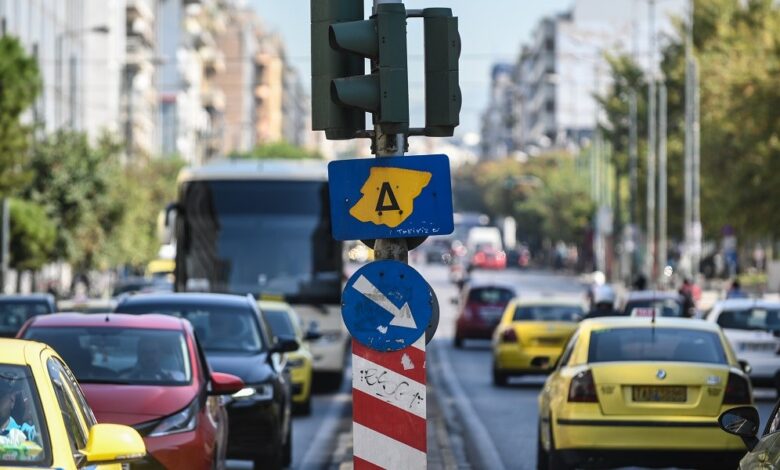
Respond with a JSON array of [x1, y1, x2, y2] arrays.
[[80, 423, 145, 466], [738, 360, 752, 375], [719, 406, 760, 451]]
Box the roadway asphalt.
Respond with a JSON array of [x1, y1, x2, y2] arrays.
[[234, 262, 779, 470], [422, 263, 778, 470]]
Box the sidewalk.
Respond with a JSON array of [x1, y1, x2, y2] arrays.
[[329, 379, 467, 469]]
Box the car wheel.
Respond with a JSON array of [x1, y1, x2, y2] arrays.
[[536, 421, 549, 470], [492, 367, 509, 387], [282, 421, 292, 468], [454, 336, 464, 349], [314, 371, 343, 393], [295, 394, 312, 416], [547, 419, 571, 470]]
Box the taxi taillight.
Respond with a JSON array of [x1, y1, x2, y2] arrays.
[[568, 370, 598, 403], [501, 328, 518, 343], [723, 372, 752, 405]]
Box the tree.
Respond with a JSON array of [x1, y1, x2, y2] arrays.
[[9, 199, 55, 271], [0, 36, 41, 197], [232, 141, 323, 160]]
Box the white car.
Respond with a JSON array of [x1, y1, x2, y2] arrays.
[[706, 299, 780, 392]]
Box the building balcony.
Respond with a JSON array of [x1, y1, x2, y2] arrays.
[[127, 0, 155, 22], [202, 87, 226, 112], [200, 46, 225, 74], [127, 16, 155, 46]]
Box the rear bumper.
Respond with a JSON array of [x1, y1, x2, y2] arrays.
[[494, 344, 565, 372], [555, 449, 745, 469], [554, 417, 746, 452], [456, 319, 498, 340]]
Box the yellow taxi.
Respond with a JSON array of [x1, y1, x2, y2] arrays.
[[537, 317, 751, 470], [0, 338, 145, 469], [492, 297, 584, 386], [258, 300, 316, 415]]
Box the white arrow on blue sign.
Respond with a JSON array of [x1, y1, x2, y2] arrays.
[[342, 261, 433, 352]]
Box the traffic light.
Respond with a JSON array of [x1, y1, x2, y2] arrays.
[[330, 3, 410, 135], [423, 8, 461, 137], [311, 0, 365, 140]]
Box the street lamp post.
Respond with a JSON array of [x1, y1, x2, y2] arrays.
[[55, 25, 110, 129]]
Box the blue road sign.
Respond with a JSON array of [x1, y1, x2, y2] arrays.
[[328, 154, 454, 241], [342, 261, 434, 352]]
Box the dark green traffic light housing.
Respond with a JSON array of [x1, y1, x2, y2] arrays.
[[330, 3, 410, 135], [311, 0, 366, 140], [423, 8, 461, 137], [310, 1, 460, 140]]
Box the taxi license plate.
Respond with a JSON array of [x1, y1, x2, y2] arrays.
[[632, 386, 686, 402]]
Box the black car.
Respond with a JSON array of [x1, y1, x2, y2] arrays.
[[0, 294, 56, 337], [114, 293, 298, 469]]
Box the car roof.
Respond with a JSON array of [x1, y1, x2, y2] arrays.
[[513, 297, 586, 307], [0, 294, 54, 302], [625, 290, 682, 301], [713, 298, 780, 309], [117, 292, 253, 309], [0, 338, 47, 365], [27, 313, 187, 331], [580, 316, 721, 333], [178, 159, 328, 183], [466, 281, 516, 292], [257, 300, 292, 311]]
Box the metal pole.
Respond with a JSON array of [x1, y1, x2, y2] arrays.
[[692, 60, 701, 276], [68, 53, 76, 128], [56, 33, 63, 128], [683, 0, 694, 277], [658, 81, 667, 285], [629, 91, 638, 228], [0, 198, 9, 295], [645, 0, 657, 283], [371, 0, 407, 263]]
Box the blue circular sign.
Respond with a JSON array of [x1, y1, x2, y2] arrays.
[[342, 261, 433, 352]]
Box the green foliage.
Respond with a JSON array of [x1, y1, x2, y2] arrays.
[[453, 153, 595, 250], [9, 199, 55, 271], [23, 130, 182, 270], [598, 0, 780, 242], [0, 36, 41, 197], [232, 141, 323, 160]]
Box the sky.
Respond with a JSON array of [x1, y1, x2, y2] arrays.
[[251, 0, 573, 138]]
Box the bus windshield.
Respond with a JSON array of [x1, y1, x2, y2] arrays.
[[179, 180, 341, 303]]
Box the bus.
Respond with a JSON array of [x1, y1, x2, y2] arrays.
[[163, 159, 347, 390]]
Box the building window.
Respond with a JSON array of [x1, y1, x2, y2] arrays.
[[545, 38, 554, 52], [545, 99, 555, 113]]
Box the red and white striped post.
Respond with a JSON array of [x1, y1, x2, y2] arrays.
[[353, 336, 426, 469]]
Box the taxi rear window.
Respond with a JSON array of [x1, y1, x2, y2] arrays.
[[588, 327, 727, 364], [513, 305, 583, 322]]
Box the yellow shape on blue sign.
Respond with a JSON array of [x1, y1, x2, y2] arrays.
[[349, 167, 432, 228]]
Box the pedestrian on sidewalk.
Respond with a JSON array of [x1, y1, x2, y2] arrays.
[[726, 279, 747, 299]]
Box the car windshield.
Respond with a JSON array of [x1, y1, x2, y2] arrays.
[[0, 364, 49, 464], [513, 305, 583, 322], [717, 308, 780, 331], [588, 327, 727, 364], [468, 287, 514, 305], [264, 310, 296, 338], [115, 302, 265, 353], [624, 299, 682, 317], [24, 327, 192, 385], [0, 302, 51, 336]]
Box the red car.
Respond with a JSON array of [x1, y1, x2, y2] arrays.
[[18, 313, 243, 470], [454, 283, 516, 347], [470, 246, 507, 270]]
